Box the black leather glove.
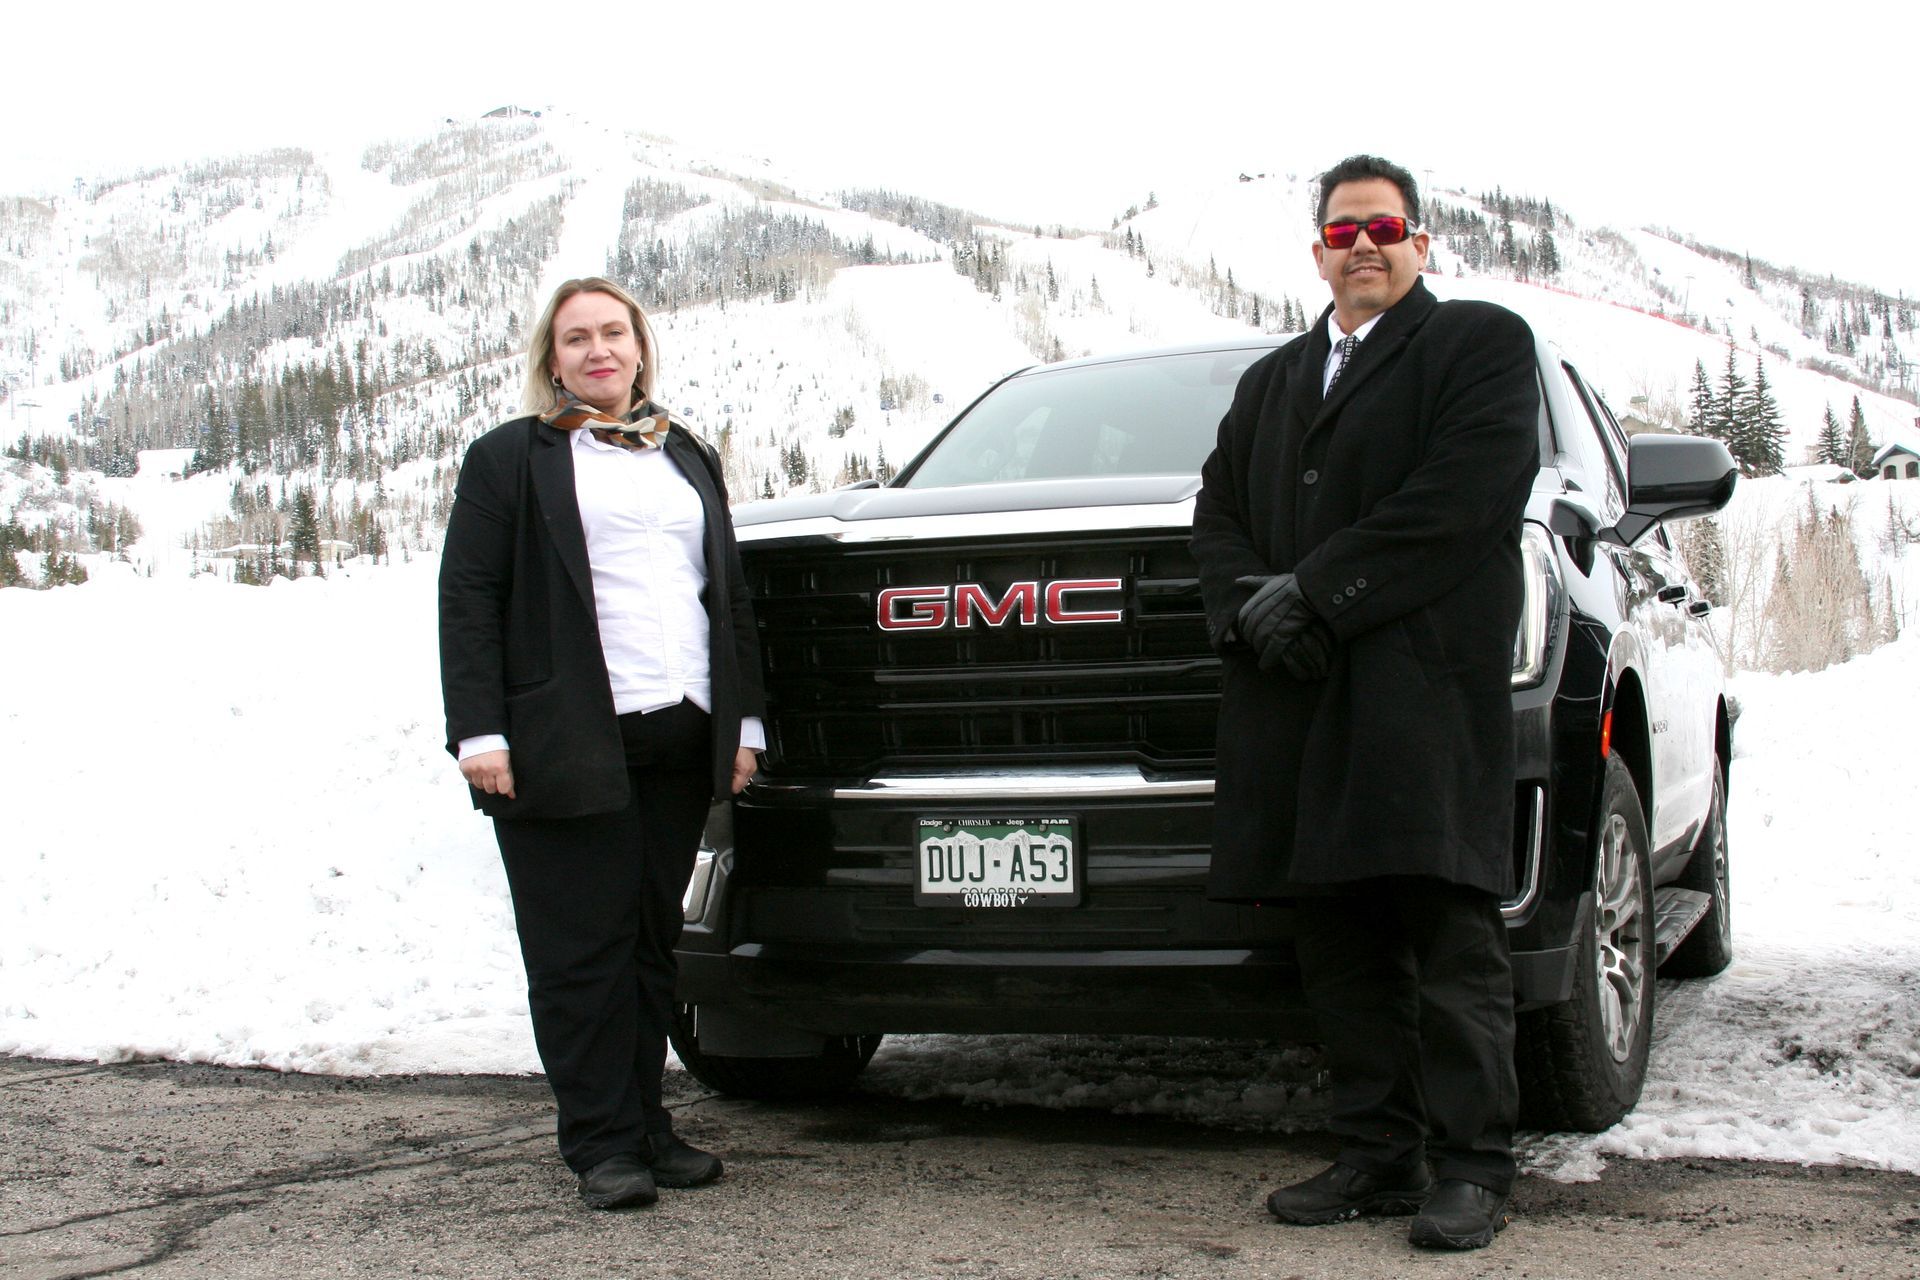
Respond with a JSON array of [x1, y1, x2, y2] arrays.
[[1235, 574, 1322, 674], [1278, 616, 1336, 681]]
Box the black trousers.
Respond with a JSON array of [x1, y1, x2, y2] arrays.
[[494, 701, 712, 1174], [1292, 876, 1518, 1192]]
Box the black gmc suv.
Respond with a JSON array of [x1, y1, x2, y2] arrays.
[[673, 334, 1738, 1131]]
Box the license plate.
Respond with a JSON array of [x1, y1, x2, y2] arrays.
[[914, 816, 1080, 908]]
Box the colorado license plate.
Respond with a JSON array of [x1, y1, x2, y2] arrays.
[[914, 816, 1080, 908]]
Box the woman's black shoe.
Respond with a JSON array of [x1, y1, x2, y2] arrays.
[[1408, 1178, 1510, 1249], [642, 1132, 725, 1188], [577, 1154, 658, 1210]]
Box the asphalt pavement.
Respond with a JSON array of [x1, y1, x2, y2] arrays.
[[3, 1056, 1917, 1279]]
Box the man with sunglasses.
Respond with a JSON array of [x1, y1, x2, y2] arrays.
[[1191, 154, 1539, 1251]]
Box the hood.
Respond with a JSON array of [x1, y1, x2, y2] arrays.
[[734, 474, 1204, 530]]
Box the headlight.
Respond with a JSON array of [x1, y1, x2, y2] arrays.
[[1512, 522, 1561, 689]]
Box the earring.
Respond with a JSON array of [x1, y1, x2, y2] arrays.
[[550, 375, 562, 387]]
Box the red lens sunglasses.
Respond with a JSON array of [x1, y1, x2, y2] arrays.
[[1319, 216, 1419, 250]]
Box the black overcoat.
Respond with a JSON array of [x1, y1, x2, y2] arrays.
[[438, 415, 765, 819], [1191, 279, 1539, 900]]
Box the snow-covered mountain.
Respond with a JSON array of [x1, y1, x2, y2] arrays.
[[3, 107, 1917, 597]]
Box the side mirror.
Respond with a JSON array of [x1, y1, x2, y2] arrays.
[[1549, 497, 1599, 576], [1603, 435, 1737, 547]]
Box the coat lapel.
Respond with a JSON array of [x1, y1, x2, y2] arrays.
[[1286, 310, 1333, 432], [529, 420, 596, 615], [664, 428, 726, 601]]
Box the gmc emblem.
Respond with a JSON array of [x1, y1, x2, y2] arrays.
[[876, 579, 1126, 631]]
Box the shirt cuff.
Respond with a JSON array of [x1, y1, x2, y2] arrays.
[[740, 716, 767, 752], [457, 734, 510, 761]]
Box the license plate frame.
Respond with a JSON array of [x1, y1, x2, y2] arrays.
[[913, 815, 1081, 909]]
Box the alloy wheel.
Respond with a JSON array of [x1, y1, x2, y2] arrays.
[[1593, 810, 1649, 1063]]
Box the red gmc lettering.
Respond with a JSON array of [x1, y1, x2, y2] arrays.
[[1046, 578, 1125, 624], [877, 580, 1126, 631], [955, 582, 1038, 627], [876, 586, 949, 630]]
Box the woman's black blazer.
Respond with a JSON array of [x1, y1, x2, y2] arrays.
[[438, 415, 765, 819]]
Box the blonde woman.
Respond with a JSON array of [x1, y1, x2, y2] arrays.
[[439, 276, 764, 1209]]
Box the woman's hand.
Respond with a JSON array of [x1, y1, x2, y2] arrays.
[[730, 747, 760, 795], [460, 750, 516, 799]]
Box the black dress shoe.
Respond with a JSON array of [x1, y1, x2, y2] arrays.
[[577, 1154, 657, 1210], [1409, 1178, 1510, 1250], [642, 1132, 724, 1188], [1266, 1160, 1433, 1225]]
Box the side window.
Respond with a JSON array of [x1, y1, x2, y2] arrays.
[[1550, 363, 1626, 521]]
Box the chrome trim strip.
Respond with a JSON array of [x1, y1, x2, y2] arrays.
[[681, 848, 716, 922], [736, 501, 1197, 545], [751, 767, 1216, 802], [1501, 784, 1547, 920]]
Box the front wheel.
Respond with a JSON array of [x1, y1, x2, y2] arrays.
[[669, 1004, 883, 1099], [1517, 754, 1656, 1132]]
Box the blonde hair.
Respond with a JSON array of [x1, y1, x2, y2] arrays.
[[521, 276, 660, 415]]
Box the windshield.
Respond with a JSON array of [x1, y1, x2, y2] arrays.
[[901, 347, 1266, 488]]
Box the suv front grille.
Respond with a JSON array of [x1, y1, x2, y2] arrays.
[[745, 531, 1218, 777]]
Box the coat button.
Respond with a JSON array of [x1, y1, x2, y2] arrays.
[[1302, 469, 1319, 485], [1331, 596, 1342, 608], [1356, 578, 1367, 588], [1345, 586, 1357, 598]]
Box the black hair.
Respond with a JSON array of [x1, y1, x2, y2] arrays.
[[1313, 154, 1421, 227]]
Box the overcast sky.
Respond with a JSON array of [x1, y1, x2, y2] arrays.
[[8, 1, 1916, 294]]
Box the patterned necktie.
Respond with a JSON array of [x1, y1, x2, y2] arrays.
[[540, 391, 671, 450], [1327, 333, 1360, 392]]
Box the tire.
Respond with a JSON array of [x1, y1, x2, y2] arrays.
[[1517, 754, 1656, 1132], [669, 1004, 883, 1099], [1661, 754, 1732, 978]]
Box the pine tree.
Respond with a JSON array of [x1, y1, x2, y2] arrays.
[[1845, 397, 1876, 476], [1687, 360, 1716, 435], [1532, 227, 1560, 277], [1816, 404, 1846, 466], [1740, 357, 1786, 475], [1710, 342, 1746, 446], [190, 387, 233, 475], [1677, 516, 1726, 605], [0, 520, 25, 589], [289, 487, 322, 568]]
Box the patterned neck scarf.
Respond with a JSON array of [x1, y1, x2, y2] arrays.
[[540, 390, 671, 450]]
